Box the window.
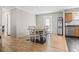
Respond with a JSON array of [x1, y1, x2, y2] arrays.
[[45, 19, 50, 26]]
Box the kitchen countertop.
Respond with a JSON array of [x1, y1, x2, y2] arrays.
[[65, 24, 79, 28], [65, 20, 79, 27]]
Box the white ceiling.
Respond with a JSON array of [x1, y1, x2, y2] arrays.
[[16, 6, 79, 15], [16, 6, 64, 15], [2, 6, 79, 15]]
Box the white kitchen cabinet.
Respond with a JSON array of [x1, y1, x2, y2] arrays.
[[73, 12, 79, 20]]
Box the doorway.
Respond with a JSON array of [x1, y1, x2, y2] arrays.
[[2, 8, 11, 36]]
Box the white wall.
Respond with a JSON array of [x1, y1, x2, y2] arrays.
[[10, 8, 16, 36], [7, 11, 11, 35], [0, 7, 2, 25], [36, 12, 63, 34], [10, 8, 36, 37]]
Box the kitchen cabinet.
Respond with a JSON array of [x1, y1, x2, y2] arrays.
[[65, 13, 72, 23], [65, 26, 74, 36], [65, 26, 79, 37], [73, 12, 79, 20], [73, 27, 79, 37]]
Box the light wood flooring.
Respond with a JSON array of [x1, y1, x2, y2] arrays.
[[1, 34, 68, 52]]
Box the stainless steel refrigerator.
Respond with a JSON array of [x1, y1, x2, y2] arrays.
[[57, 17, 63, 35]]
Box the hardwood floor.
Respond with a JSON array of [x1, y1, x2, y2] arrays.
[[0, 39, 2, 51], [51, 35, 68, 52], [0, 35, 2, 51], [1, 34, 68, 52]]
